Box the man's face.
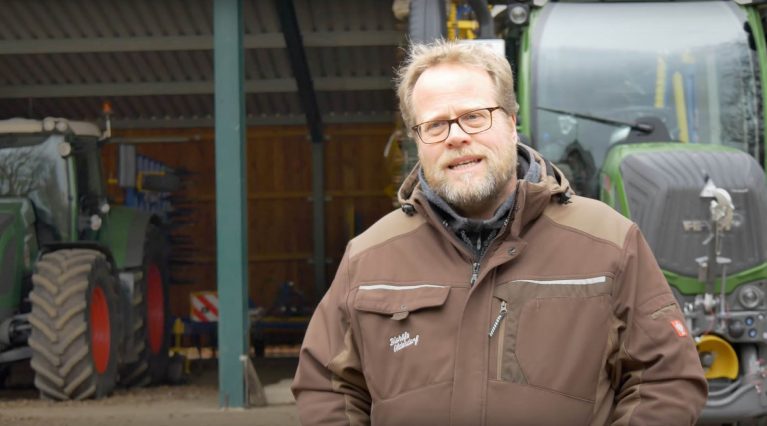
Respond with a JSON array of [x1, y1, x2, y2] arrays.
[[411, 63, 518, 216]]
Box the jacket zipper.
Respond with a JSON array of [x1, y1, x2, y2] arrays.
[[470, 262, 481, 286], [489, 300, 508, 380], [467, 192, 518, 288], [488, 301, 508, 337]]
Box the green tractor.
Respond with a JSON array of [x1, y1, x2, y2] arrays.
[[0, 117, 172, 399], [498, 0, 767, 422]]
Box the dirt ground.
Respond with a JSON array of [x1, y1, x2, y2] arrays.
[[0, 357, 300, 426]]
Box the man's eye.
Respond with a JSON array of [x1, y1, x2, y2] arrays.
[[463, 113, 481, 122], [425, 121, 446, 132]]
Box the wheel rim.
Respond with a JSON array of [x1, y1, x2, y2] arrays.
[[147, 264, 165, 354], [89, 286, 111, 374]]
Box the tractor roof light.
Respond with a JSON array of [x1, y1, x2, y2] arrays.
[[42, 117, 56, 132], [42, 117, 71, 134], [55, 120, 69, 133]]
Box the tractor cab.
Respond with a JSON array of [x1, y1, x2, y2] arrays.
[[504, 0, 767, 421], [0, 118, 109, 246], [523, 1, 762, 198]]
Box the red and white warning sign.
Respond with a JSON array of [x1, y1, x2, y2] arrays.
[[191, 291, 219, 322]]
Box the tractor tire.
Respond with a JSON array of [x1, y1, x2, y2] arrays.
[[28, 249, 120, 400], [119, 225, 171, 387]]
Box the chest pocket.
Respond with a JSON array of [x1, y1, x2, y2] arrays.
[[495, 276, 613, 402], [353, 284, 454, 399], [355, 284, 449, 320]]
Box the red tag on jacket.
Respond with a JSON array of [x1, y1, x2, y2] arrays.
[[670, 319, 688, 337]]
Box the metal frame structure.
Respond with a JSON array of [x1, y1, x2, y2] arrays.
[[275, 0, 328, 299], [214, 0, 248, 408]]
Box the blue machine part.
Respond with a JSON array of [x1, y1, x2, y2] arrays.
[[123, 154, 175, 221]]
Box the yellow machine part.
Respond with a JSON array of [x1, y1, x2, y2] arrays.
[[447, 1, 479, 40], [697, 334, 739, 380]]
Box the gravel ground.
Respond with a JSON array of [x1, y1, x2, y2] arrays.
[[0, 357, 300, 426]]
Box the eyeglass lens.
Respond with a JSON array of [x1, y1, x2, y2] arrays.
[[417, 109, 493, 143]]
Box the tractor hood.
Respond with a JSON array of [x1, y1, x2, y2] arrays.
[[603, 144, 767, 284]]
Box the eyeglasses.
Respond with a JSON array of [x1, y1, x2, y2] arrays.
[[411, 107, 506, 144]]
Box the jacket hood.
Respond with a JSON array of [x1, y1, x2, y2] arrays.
[[397, 143, 572, 236]]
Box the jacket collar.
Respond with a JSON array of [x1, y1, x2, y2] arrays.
[[397, 143, 572, 239]]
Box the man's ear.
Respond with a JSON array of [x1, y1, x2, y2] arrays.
[[507, 114, 517, 129]]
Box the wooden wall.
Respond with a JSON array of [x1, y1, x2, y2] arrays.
[[102, 123, 396, 318]]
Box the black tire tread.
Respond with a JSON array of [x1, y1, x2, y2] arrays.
[[29, 249, 115, 400]]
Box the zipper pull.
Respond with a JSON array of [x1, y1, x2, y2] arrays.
[[488, 301, 508, 337], [470, 262, 480, 286]]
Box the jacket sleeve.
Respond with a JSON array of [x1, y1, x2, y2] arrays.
[[291, 247, 371, 425], [611, 225, 708, 425]]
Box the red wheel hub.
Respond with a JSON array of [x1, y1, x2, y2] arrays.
[[89, 286, 111, 374], [147, 264, 165, 354]]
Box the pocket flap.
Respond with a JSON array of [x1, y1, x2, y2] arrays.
[[494, 275, 612, 302], [354, 284, 449, 317]]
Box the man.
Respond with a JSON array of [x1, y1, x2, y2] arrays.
[[292, 40, 707, 425]]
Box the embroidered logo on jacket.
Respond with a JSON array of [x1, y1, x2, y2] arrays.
[[390, 331, 420, 352], [670, 319, 688, 337]]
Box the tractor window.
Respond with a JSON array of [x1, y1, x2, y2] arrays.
[[0, 134, 72, 241], [531, 2, 762, 197], [72, 138, 106, 213]]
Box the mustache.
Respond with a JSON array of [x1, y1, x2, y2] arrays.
[[437, 149, 487, 168]]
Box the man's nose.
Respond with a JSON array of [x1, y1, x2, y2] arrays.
[[444, 121, 471, 147]]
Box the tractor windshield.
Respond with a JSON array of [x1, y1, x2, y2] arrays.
[[0, 134, 72, 241], [531, 2, 762, 197]]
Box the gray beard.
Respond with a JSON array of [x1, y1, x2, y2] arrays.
[[433, 170, 505, 212], [420, 134, 519, 214]]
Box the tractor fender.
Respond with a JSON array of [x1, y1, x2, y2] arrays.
[[98, 206, 157, 270]]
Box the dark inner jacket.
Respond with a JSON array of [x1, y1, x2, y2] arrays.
[[418, 144, 542, 262]]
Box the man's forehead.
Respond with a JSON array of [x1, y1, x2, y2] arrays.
[[413, 64, 490, 91], [412, 65, 496, 121]]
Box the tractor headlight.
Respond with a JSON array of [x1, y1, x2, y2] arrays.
[[738, 285, 763, 309], [89, 214, 102, 231], [508, 3, 529, 25]]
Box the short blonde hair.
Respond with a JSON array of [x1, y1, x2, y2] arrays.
[[395, 40, 518, 132]]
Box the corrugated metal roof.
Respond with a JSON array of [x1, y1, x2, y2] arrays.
[[0, 0, 404, 127]]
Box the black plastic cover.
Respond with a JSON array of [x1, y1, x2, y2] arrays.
[[620, 149, 767, 277]]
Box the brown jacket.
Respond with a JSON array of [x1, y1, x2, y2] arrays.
[[292, 147, 707, 425]]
